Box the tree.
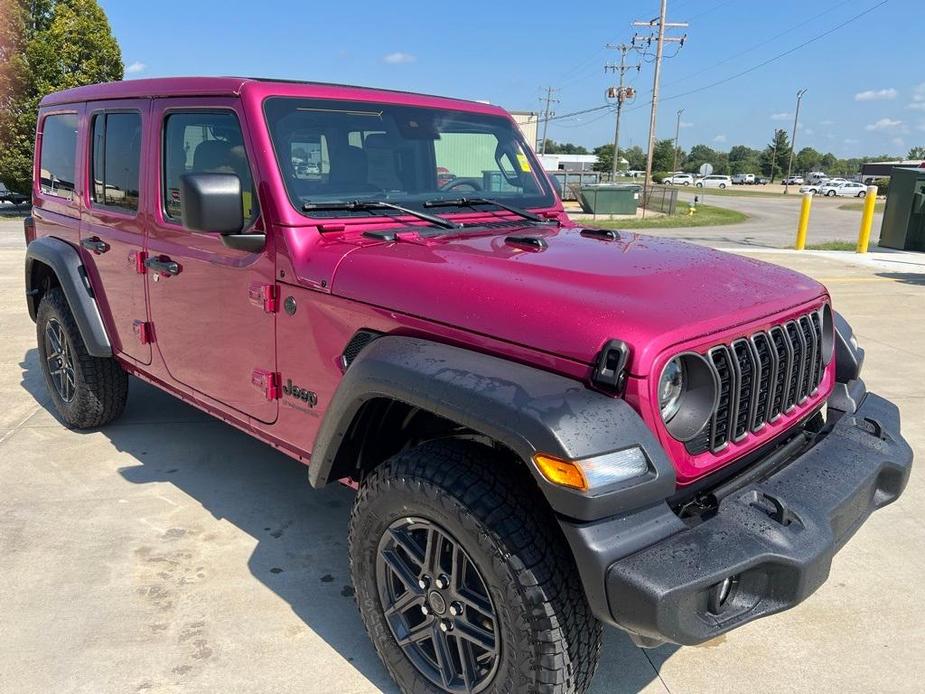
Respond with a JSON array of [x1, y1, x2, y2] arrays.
[[759, 130, 790, 181], [795, 147, 822, 175], [591, 144, 614, 173], [0, 0, 123, 193], [652, 138, 678, 172], [683, 144, 718, 174], [908, 146, 925, 160], [623, 145, 646, 170], [542, 139, 588, 155]]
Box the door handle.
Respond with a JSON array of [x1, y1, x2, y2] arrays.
[[80, 237, 110, 254], [144, 256, 181, 276]]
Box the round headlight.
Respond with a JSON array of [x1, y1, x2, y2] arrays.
[[659, 358, 685, 422], [658, 353, 719, 442]]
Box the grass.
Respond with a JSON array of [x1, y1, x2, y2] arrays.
[[684, 186, 790, 199], [592, 202, 748, 229], [837, 201, 885, 212], [804, 239, 876, 251]]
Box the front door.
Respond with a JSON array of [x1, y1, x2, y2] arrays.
[[80, 100, 151, 364], [145, 98, 277, 423]]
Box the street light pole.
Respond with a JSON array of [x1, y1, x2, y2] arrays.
[[672, 107, 684, 173], [784, 88, 807, 194]]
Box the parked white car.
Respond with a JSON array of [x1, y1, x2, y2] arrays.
[[664, 173, 695, 185], [696, 175, 732, 189], [819, 181, 869, 198], [783, 175, 804, 185], [731, 173, 755, 185]]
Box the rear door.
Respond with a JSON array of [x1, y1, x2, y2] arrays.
[[80, 100, 151, 364], [144, 98, 277, 423]]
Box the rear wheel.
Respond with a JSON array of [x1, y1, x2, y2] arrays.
[[719, 183, 727, 189], [36, 287, 128, 428], [349, 440, 602, 693], [858, 191, 866, 198]]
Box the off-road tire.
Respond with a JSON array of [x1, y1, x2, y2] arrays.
[[348, 439, 602, 693], [36, 287, 128, 428]]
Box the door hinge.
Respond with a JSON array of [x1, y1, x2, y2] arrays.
[[134, 250, 148, 274], [252, 369, 281, 400], [133, 320, 154, 345], [249, 283, 280, 313]]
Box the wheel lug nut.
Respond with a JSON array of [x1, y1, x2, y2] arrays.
[[439, 619, 453, 633], [418, 576, 431, 590], [421, 604, 430, 616], [435, 574, 449, 589], [449, 601, 463, 616]]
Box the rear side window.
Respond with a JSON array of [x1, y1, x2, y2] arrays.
[[91, 112, 142, 212], [39, 113, 79, 200], [162, 111, 256, 222]]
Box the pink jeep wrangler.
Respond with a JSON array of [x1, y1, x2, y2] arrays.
[[25, 77, 911, 693]]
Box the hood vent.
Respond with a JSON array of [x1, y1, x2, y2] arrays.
[[504, 235, 548, 251], [580, 228, 620, 241]]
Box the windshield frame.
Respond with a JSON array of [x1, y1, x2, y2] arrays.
[[261, 96, 556, 220]]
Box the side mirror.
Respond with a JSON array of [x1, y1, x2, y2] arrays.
[[180, 173, 244, 234], [180, 173, 265, 252]]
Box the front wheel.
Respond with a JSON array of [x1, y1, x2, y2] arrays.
[[696, 183, 703, 188], [349, 440, 602, 693], [719, 183, 727, 189], [826, 190, 836, 197], [858, 191, 866, 198]]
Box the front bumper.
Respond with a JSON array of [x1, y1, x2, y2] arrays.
[[560, 390, 912, 646]]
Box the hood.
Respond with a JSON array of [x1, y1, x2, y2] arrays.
[[330, 225, 827, 375]]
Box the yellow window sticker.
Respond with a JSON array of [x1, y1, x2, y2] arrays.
[[516, 153, 531, 172]]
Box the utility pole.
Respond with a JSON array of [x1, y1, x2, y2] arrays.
[[538, 86, 559, 156], [633, 0, 688, 215], [604, 44, 640, 180], [672, 107, 685, 173], [784, 88, 807, 194]]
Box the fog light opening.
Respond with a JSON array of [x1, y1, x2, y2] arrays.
[[707, 575, 739, 615]]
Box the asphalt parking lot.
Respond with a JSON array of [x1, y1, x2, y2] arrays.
[[1, 214, 923, 693]]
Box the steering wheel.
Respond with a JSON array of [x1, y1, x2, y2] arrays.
[[439, 177, 483, 192]]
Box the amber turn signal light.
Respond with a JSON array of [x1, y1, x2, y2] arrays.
[[532, 454, 588, 491]]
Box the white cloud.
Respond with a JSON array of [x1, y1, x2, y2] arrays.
[[854, 88, 897, 102], [908, 83, 925, 110], [125, 61, 146, 74], [383, 52, 416, 64], [712, 134, 727, 143], [865, 117, 903, 131], [770, 112, 791, 121]]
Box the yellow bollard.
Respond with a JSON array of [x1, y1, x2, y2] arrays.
[[795, 192, 813, 250], [856, 185, 879, 253]]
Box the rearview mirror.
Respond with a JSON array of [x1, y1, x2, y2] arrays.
[[180, 173, 244, 234]]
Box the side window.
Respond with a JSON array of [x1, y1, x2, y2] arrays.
[[39, 113, 79, 200], [90, 112, 142, 212], [163, 111, 256, 222]]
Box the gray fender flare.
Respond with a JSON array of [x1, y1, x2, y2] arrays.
[[309, 336, 675, 522], [25, 236, 112, 357]]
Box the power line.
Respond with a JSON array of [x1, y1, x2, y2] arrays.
[[657, 1, 888, 104], [661, 1, 845, 89]]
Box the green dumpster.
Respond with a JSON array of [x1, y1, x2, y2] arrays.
[[879, 167, 925, 251], [577, 184, 641, 215]]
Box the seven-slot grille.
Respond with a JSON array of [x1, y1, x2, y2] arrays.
[[686, 309, 827, 455]]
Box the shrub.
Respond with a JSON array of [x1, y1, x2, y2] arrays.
[[652, 171, 671, 183]]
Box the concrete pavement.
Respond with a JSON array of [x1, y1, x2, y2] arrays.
[[1, 217, 923, 693]]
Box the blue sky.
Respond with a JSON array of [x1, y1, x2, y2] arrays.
[[102, 0, 925, 158]]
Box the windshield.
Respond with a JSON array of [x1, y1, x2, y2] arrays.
[[263, 97, 555, 217]]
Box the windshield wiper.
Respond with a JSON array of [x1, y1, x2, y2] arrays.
[[303, 199, 459, 230], [423, 197, 554, 224]]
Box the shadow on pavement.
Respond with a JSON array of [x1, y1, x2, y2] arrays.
[[19, 347, 676, 693], [876, 272, 925, 286]]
